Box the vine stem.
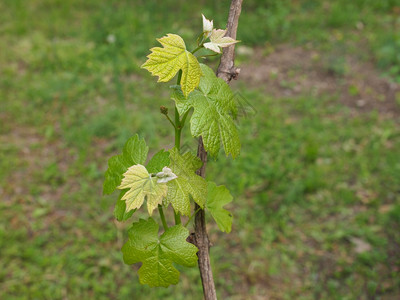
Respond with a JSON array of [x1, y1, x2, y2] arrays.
[[173, 71, 183, 225], [194, 1, 243, 299], [158, 205, 168, 231], [174, 106, 182, 149], [173, 104, 182, 225]]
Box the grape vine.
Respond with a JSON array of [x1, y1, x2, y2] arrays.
[[103, 11, 242, 297]]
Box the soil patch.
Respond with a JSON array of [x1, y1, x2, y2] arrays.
[[235, 45, 400, 117]]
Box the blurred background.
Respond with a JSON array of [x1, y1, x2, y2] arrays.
[[1, 0, 400, 299]]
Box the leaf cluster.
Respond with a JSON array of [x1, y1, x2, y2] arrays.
[[103, 14, 240, 287]]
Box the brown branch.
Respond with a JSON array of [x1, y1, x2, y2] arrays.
[[194, 137, 214, 299], [217, 0, 243, 83], [195, 1, 243, 299]]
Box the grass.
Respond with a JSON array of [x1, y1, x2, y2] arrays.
[[0, 0, 399, 299]]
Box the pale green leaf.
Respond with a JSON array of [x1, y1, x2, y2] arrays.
[[122, 218, 198, 287], [118, 164, 168, 215], [206, 182, 233, 233], [146, 149, 170, 173], [165, 148, 207, 216], [103, 135, 148, 195], [171, 64, 241, 158], [141, 34, 202, 97], [204, 29, 239, 53]]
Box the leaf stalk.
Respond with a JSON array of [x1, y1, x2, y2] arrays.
[[184, 207, 201, 227]]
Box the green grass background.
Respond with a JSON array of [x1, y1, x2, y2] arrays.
[[1, 0, 399, 299]]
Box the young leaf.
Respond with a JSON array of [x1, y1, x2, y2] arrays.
[[202, 14, 213, 37], [171, 64, 241, 158], [156, 167, 178, 183], [122, 218, 198, 287], [204, 29, 239, 53], [206, 182, 233, 233], [165, 148, 207, 216], [141, 34, 202, 97], [114, 190, 136, 222], [118, 164, 168, 215], [146, 149, 170, 173], [103, 135, 148, 195]]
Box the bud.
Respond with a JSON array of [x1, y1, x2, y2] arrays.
[[202, 14, 213, 38], [160, 106, 168, 115]]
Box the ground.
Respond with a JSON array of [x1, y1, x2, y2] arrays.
[[238, 46, 400, 116], [1, 1, 399, 299]]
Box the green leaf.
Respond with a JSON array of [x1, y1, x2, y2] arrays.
[[170, 85, 193, 115], [118, 164, 168, 215], [122, 218, 198, 287], [141, 34, 202, 97], [103, 135, 148, 195], [146, 150, 170, 173], [171, 64, 241, 158], [166, 148, 207, 216], [114, 190, 136, 221], [206, 182, 233, 233]]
